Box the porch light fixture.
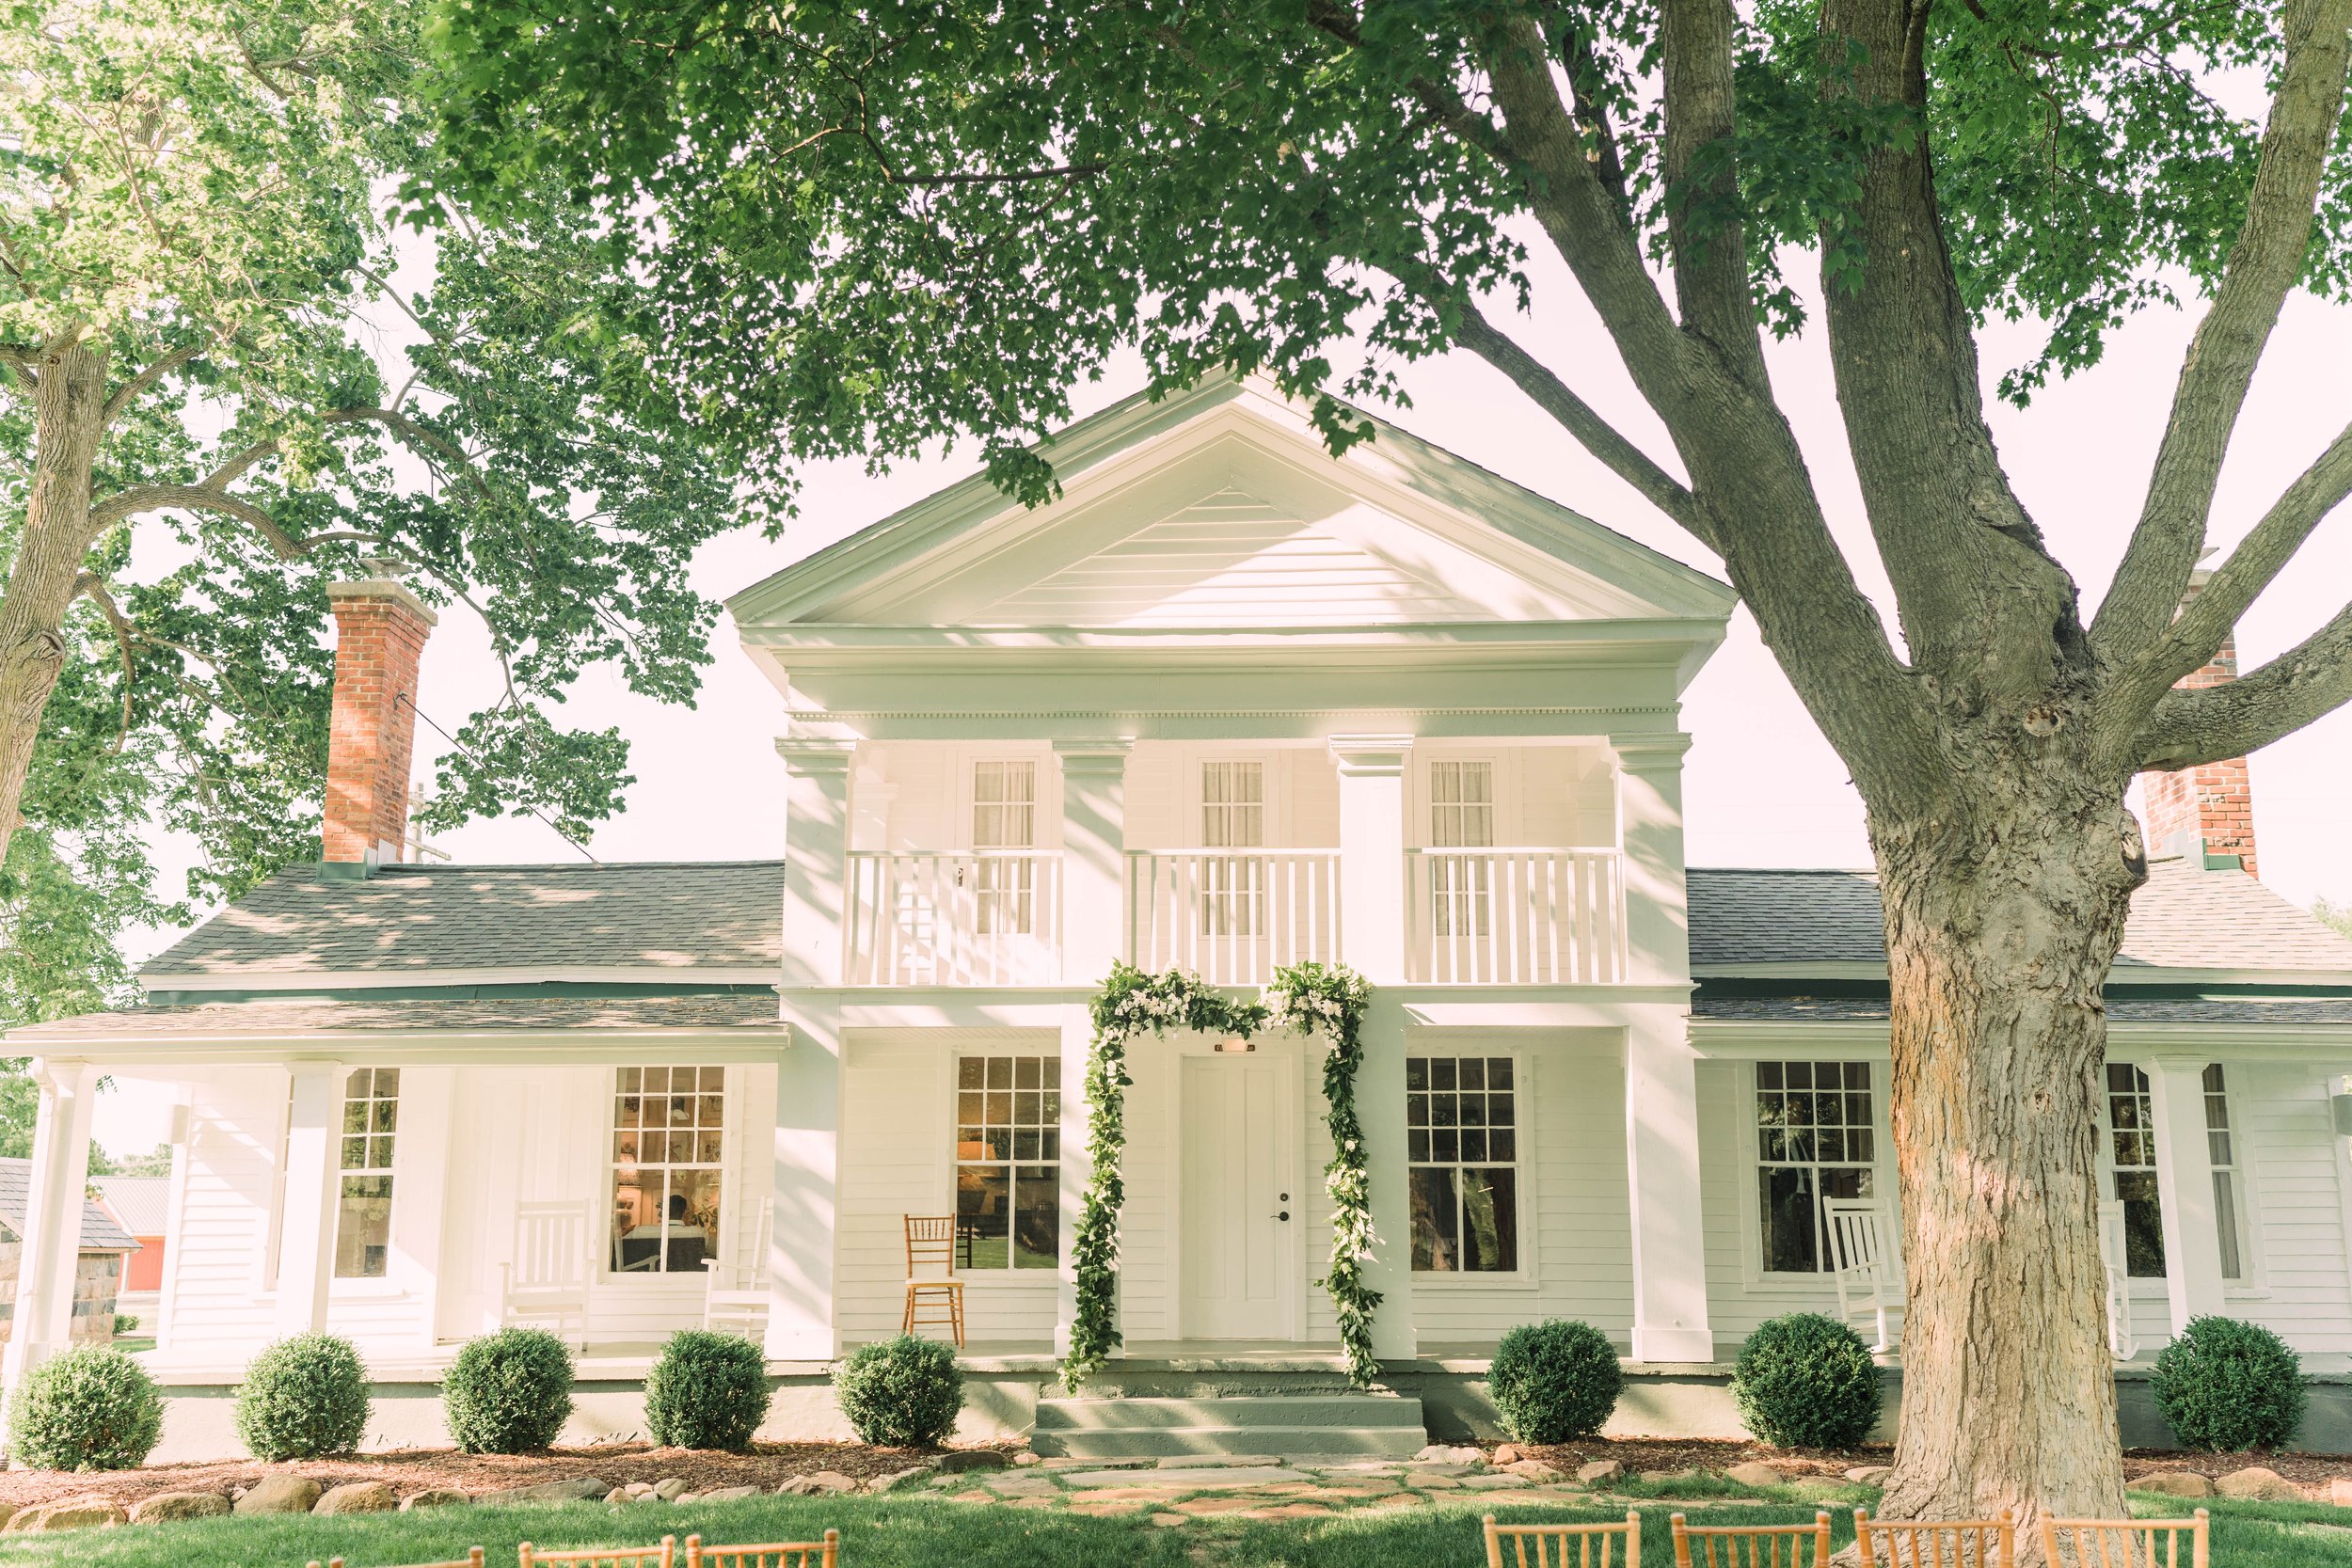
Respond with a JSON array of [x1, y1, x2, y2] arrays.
[[1216, 1037, 1255, 1053]]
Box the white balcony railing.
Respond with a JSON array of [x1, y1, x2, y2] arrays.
[[845, 850, 1061, 986], [1406, 847, 1628, 984], [1125, 849, 1343, 986]]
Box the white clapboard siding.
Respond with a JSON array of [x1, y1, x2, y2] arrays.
[[2236, 1063, 2352, 1354], [159, 1069, 283, 1347]]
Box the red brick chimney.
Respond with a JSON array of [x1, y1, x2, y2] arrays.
[[2140, 567, 2258, 877], [323, 573, 436, 870]]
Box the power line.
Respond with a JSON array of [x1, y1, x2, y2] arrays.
[[396, 692, 601, 864]]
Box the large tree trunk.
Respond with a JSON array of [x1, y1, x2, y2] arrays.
[[0, 341, 107, 859], [1874, 780, 2145, 1541]]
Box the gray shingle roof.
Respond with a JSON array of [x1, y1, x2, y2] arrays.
[[10, 992, 787, 1042], [0, 1159, 139, 1251], [1689, 860, 2352, 974], [1693, 993, 2352, 1025], [92, 1176, 169, 1237], [141, 861, 785, 979]]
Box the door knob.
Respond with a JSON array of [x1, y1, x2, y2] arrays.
[[1273, 1211, 1290, 1222]]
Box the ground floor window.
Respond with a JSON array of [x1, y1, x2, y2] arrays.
[[2203, 1064, 2246, 1281], [1755, 1060, 1875, 1274], [954, 1053, 1060, 1270], [334, 1068, 399, 1278], [612, 1066, 724, 1274], [1406, 1054, 1519, 1273], [2105, 1063, 2165, 1277]]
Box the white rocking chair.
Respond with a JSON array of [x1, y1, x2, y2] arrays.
[[501, 1200, 591, 1350], [1825, 1196, 1902, 1354], [703, 1197, 772, 1341], [2098, 1198, 2138, 1362]]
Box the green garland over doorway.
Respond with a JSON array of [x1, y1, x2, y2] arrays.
[[1063, 960, 1382, 1392]]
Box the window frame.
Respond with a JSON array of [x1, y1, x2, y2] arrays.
[[967, 757, 1041, 938], [1404, 1050, 1534, 1284], [332, 1067, 401, 1281], [2198, 1062, 2268, 1295], [1736, 1057, 1894, 1289], [2099, 1062, 2171, 1289], [605, 1064, 732, 1282], [947, 1046, 1065, 1277]]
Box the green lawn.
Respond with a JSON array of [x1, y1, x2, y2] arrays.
[[3, 1491, 2345, 1568]]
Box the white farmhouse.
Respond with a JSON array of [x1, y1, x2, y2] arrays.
[[8, 377, 2352, 1457]]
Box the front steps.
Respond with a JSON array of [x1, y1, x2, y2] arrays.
[[1032, 1392, 1429, 1459]]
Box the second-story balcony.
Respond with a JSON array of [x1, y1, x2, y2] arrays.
[[1126, 848, 1344, 986], [845, 850, 1064, 986], [1405, 847, 1628, 984]]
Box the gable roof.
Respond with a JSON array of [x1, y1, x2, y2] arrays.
[[93, 1176, 168, 1238], [14, 992, 789, 1043], [728, 375, 1734, 633], [1690, 860, 2352, 975], [140, 861, 785, 984], [0, 1160, 138, 1252]]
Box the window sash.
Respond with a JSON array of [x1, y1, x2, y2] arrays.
[[611, 1065, 726, 1275], [972, 760, 1036, 849], [333, 1069, 400, 1280], [2201, 1063, 2245, 1282], [1406, 1055, 1520, 1274], [954, 1054, 1062, 1271], [2105, 1063, 2166, 1278], [1753, 1060, 1876, 1275]]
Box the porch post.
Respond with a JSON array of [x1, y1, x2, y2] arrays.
[[1053, 740, 1131, 1355], [274, 1062, 344, 1336], [2149, 1057, 2228, 1326], [0, 1060, 97, 1395], [1613, 734, 1714, 1363], [766, 1021, 840, 1362], [778, 739, 856, 986], [1329, 736, 1416, 1361]]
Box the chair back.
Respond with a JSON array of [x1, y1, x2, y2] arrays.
[[1854, 1508, 2015, 1568], [512, 1201, 590, 1290], [1825, 1196, 1899, 1351], [905, 1214, 958, 1279], [1673, 1512, 1834, 1568], [2038, 1511, 2207, 1568], [1485, 1512, 1640, 1568], [684, 1531, 840, 1568], [308, 1555, 486, 1568], [2096, 1200, 2137, 1360], [518, 1538, 675, 1568]]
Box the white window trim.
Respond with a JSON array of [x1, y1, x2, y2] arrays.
[[1190, 751, 1285, 847], [1735, 1056, 1895, 1291], [950, 746, 1057, 853], [1405, 1047, 1539, 1288], [2098, 1060, 2174, 1298], [2203, 1062, 2271, 1298], [1408, 749, 1516, 850], [943, 1043, 1066, 1283], [599, 1064, 736, 1287]]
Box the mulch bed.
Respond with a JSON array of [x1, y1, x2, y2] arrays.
[[1518, 1438, 2352, 1490], [0, 1440, 1025, 1513]]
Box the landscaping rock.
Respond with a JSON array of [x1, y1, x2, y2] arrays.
[[1417, 1443, 1485, 1465], [1727, 1463, 1787, 1487], [1492, 1444, 1522, 1465], [1504, 1460, 1565, 1481], [131, 1493, 231, 1524], [777, 1471, 860, 1496], [938, 1449, 1011, 1473], [402, 1489, 472, 1511], [1577, 1460, 1624, 1483], [235, 1477, 325, 1515], [482, 1477, 612, 1506], [605, 1489, 628, 1504], [1845, 1466, 1893, 1485], [653, 1479, 691, 1502], [12, 1497, 125, 1532], [2217, 1466, 2298, 1501], [1013, 1451, 1044, 1467], [314, 1481, 399, 1515], [2331, 1477, 2352, 1508], [867, 1465, 936, 1493], [691, 1486, 760, 1502], [2131, 1471, 2216, 1499]]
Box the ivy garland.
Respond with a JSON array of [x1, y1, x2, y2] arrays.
[[1063, 959, 1382, 1393]]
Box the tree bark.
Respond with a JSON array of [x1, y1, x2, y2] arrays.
[[1873, 765, 2145, 1538], [0, 341, 108, 857]]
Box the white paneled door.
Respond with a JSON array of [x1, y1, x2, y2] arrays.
[[1179, 1053, 1299, 1339]]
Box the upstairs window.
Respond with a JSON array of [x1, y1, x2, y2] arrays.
[[334, 1069, 399, 1279], [1200, 761, 1266, 938], [1756, 1061, 1875, 1274], [612, 1066, 724, 1274], [971, 761, 1037, 936], [954, 1054, 1060, 1270], [1428, 761, 1495, 939]]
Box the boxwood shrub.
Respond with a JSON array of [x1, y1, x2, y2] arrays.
[[1733, 1312, 1883, 1449], [1487, 1319, 1624, 1443], [6, 1344, 165, 1470], [235, 1333, 372, 1459], [834, 1335, 962, 1448], [645, 1330, 772, 1450], [2151, 1315, 2307, 1451], [443, 1328, 575, 1453]]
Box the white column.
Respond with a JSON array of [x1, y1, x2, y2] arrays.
[[1052, 741, 1131, 1355], [1329, 736, 1412, 984], [1357, 994, 1419, 1361], [777, 739, 855, 987], [1, 1061, 96, 1394], [766, 1022, 840, 1361], [1612, 733, 1712, 1362], [274, 1063, 344, 1337], [2150, 1057, 2228, 1326]]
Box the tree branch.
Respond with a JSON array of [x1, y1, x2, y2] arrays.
[[102, 333, 222, 425], [2092, 0, 2352, 663], [1660, 0, 1765, 384], [87, 483, 301, 554], [2137, 598, 2352, 769], [69, 572, 138, 752]]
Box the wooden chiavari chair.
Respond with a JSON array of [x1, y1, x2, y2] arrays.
[[1673, 1511, 1835, 1568], [683, 1530, 841, 1568], [2038, 1509, 2208, 1568], [902, 1214, 966, 1346], [1485, 1511, 1641, 1568], [1854, 1507, 2016, 1568], [517, 1538, 677, 1568]]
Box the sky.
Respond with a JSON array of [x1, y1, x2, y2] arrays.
[[87, 224, 2352, 1155]]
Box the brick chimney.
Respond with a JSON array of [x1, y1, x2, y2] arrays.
[[2140, 566, 2258, 877], [322, 573, 436, 872]]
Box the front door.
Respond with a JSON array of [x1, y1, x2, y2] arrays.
[[1180, 1053, 1297, 1338]]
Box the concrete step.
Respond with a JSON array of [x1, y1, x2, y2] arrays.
[[1032, 1394, 1427, 1457]]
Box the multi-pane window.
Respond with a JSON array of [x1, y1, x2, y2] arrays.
[[2105, 1064, 2165, 1278], [1756, 1061, 1875, 1274], [2203, 1064, 2245, 1281], [971, 761, 1037, 936], [1200, 761, 1265, 938], [334, 1069, 399, 1279], [612, 1066, 724, 1274], [1406, 1055, 1519, 1273], [954, 1054, 1060, 1270], [1429, 761, 1495, 939]]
